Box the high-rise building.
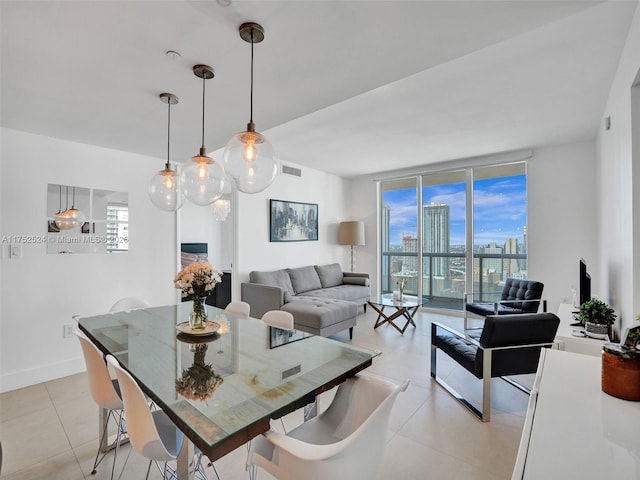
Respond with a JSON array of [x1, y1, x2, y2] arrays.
[[504, 237, 519, 277], [423, 203, 450, 278], [482, 242, 503, 275], [382, 205, 391, 290], [401, 234, 419, 293], [520, 225, 528, 271]]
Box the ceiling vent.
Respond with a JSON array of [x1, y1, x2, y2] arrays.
[[282, 164, 302, 177]]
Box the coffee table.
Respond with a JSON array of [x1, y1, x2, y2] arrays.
[[369, 294, 427, 334]]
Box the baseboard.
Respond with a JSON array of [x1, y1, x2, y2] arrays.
[[1, 356, 86, 393]]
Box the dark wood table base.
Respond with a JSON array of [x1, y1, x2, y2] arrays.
[[369, 302, 419, 334]]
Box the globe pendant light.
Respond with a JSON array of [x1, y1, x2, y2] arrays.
[[222, 22, 278, 194], [149, 93, 185, 211], [181, 65, 227, 206]]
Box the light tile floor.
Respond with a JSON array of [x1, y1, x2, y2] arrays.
[[0, 309, 530, 479]]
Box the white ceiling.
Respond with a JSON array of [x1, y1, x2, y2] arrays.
[[1, 1, 636, 179]]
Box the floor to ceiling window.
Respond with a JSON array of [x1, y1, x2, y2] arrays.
[[380, 178, 418, 296], [422, 170, 466, 309], [472, 163, 527, 299], [380, 162, 527, 310]]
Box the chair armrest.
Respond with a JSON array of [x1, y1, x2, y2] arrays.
[[432, 321, 482, 347], [464, 291, 503, 302], [240, 283, 285, 319], [262, 430, 347, 461], [498, 298, 547, 312]]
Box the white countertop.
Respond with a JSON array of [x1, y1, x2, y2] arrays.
[[520, 348, 640, 479]]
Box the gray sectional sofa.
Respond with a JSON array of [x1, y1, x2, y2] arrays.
[[241, 263, 370, 338]]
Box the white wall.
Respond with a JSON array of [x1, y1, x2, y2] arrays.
[[597, 4, 640, 335], [233, 163, 350, 296], [347, 141, 598, 315], [527, 141, 598, 313], [0, 128, 177, 392]]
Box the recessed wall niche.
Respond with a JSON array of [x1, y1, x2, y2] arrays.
[[46, 184, 129, 254]]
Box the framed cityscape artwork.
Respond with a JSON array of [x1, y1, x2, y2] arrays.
[[270, 199, 318, 242]]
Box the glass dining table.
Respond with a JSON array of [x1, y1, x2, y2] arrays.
[[78, 303, 376, 479]]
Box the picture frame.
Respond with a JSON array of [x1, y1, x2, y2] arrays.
[[270, 199, 318, 242], [622, 325, 640, 349], [269, 326, 311, 349]]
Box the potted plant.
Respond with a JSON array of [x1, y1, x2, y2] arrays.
[[579, 298, 616, 339]]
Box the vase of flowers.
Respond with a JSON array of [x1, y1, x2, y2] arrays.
[[175, 343, 223, 401], [174, 261, 222, 330], [395, 277, 408, 300]]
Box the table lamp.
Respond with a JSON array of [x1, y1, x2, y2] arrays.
[[339, 221, 365, 272]]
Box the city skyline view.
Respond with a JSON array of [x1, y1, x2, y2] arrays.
[[384, 175, 527, 248]]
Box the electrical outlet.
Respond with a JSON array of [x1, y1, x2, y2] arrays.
[[63, 324, 74, 338]]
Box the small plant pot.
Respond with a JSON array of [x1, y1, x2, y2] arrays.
[[585, 322, 609, 339], [602, 344, 640, 401]]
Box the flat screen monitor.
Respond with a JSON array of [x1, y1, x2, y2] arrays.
[[580, 258, 591, 306]]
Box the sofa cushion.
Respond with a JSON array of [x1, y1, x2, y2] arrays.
[[300, 284, 370, 303], [314, 263, 344, 288], [287, 266, 322, 294], [282, 298, 357, 330], [249, 269, 294, 295]]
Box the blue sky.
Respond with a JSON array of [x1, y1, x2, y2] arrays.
[[384, 175, 526, 247]]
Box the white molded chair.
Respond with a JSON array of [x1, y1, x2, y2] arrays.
[[261, 310, 294, 330], [109, 297, 150, 313], [247, 374, 409, 480], [74, 329, 126, 480], [225, 301, 251, 317], [105, 355, 212, 480]]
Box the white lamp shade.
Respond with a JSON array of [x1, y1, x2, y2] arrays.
[[339, 221, 365, 246], [148, 169, 185, 212], [222, 131, 278, 194], [181, 155, 227, 206]]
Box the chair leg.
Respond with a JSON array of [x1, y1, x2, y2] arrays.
[[144, 460, 153, 480], [482, 348, 492, 422], [92, 409, 113, 474], [431, 323, 492, 422]]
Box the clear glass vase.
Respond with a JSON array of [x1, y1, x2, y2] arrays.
[[189, 297, 208, 330]]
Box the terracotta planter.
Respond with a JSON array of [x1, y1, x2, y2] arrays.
[[602, 343, 640, 401]]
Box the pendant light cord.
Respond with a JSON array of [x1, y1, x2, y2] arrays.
[[58, 184, 62, 213], [201, 73, 206, 149], [250, 27, 254, 124], [166, 100, 171, 168]]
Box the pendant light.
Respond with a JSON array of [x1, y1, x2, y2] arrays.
[[222, 22, 278, 194], [55, 186, 82, 230], [65, 187, 84, 224], [149, 93, 185, 211], [181, 65, 227, 206]]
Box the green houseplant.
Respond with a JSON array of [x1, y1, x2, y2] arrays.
[[579, 298, 616, 339]]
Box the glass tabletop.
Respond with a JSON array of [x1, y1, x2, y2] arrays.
[[78, 303, 375, 461], [368, 293, 427, 309]]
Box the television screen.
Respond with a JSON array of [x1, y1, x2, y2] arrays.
[[579, 258, 591, 306]]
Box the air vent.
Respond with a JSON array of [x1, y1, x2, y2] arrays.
[[282, 165, 302, 177]]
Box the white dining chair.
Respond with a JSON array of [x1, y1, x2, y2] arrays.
[[247, 374, 409, 480], [105, 355, 214, 480], [261, 310, 294, 330], [225, 301, 251, 317], [108, 297, 150, 313], [74, 329, 126, 480]]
